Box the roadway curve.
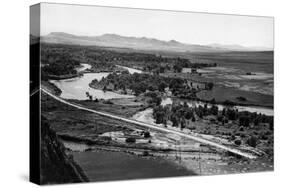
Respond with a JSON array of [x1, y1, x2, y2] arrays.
[[41, 88, 257, 159]]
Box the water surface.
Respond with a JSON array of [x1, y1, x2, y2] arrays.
[[71, 150, 196, 182], [50, 64, 135, 100]]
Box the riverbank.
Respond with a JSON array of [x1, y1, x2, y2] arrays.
[[169, 96, 273, 116], [83, 64, 125, 73], [47, 72, 83, 80], [48, 63, 273, 115], [41, 91, 200, 178], [41, 89, 273, 176], [88, 80, 273, 115], [42, 79, 273, 152], [67, 98, 147, 118], [41, 81, 62, 95], [42, 63, 273, 176], [88, 67, 273, 113], [42, 80, 273, 159]]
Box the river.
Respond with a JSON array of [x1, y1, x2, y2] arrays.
[[50, 63, 272, 179], [161, 97, 273, 116], [51, 63, 273, 116], [116, 65, 143, 74], [50, 64, 136, 100]]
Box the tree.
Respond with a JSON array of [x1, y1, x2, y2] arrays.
[[158, 82, 167, 92], [184, 108, 193, 120], [169, 78, 183, 91], [210, 105, 219, 115], [125, 137, 136, 143], [222, 108, 226, 116], [132, 81, 147, 95], [191, 116, 196, 122], [239, 116, 250, 127], [153, 106, 166, 124], [269, 119, 274, 130], [159, 66, 165, 73], [171, 115, 179, 127], [205, 82, 214, 90], [210, 98, 216, 104], [180, 118, 186, 130], [246, 136, 258, 147], [148, 84, 157, 91], [217, 115, 224, 122], [173, 64, 183, 73], [163, 118, 167, 127], [149, 94, 162, 106], [142, 151, 149, 156], [226, 109, 237, 120], [254, 118, 260, 126], [143, 131, 151, 138], [234, 139, 242, 146]]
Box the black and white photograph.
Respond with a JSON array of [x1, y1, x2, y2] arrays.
[[30, 2, 274, 185]]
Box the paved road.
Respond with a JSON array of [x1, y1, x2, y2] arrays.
[[41, 88, 257, 159]]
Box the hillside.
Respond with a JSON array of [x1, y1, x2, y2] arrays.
[[40, 116, 89, 184], [41, 32, 271, 53]]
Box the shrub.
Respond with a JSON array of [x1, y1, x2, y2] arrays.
[[103, 100, 113, 104], [230, 135, 236, 140], [191, 116, 196, 122], [269, 120, 274, 130], [240, 133, 246, 138], [236, 96, 247, 101], [260, 134, 268, 140], [239, 116, 250, 127], [125, 137, 136, 143], [189, 126, 196, 130], [246, 136, 258, 147], [234, 139, 242, 146], [142, 151, 149, 156], [224, 118, 229, 124], [217, 115, 223, 122], [143, 131, 151, 138]]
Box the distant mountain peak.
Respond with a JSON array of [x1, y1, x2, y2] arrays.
[[48, 32, 75, 37], [42, 32, 272, 52], [101, 33, 121, 37], [168, 39, 181, 44]]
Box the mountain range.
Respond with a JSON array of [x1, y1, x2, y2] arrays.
[[41, 32, 272, 53]]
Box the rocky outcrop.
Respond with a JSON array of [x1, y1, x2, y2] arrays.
[[40, 116, 88, 184]]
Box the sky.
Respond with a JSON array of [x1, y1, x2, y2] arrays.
[[40, 3, 274, 48]]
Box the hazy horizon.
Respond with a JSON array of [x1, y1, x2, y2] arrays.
[[40, 3, 274, 49], [43, 31, 274, 49]]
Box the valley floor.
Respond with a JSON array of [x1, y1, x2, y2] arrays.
[[41, 83, 273, 181]]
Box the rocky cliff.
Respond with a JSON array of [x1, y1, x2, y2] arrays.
[[40, 116, 88, 184]]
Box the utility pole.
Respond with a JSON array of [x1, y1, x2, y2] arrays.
[[198, 144, 202, 175], [178, 140, 182, 164], [175, 140, 178, 160]]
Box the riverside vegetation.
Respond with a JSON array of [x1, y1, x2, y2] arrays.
[[40, 42, 274, 181]]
